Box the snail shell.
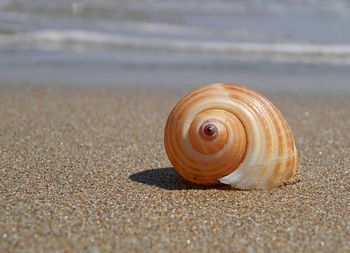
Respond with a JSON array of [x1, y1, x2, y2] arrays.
[[164, 83, 297, 189]]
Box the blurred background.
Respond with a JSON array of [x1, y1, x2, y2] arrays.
[[1, 0, 350, 92]]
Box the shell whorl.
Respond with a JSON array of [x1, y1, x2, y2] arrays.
[[164, 83, 297, 189]]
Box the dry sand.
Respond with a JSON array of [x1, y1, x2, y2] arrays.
[[0, 86, 349, 252]]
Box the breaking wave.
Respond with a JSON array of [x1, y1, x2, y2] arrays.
[[1, 30, 350, 64]]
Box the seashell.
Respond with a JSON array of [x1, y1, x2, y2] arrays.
[[164, 83, 297, 189]]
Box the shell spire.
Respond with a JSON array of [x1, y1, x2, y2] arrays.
[[164, 83, 297, 189]]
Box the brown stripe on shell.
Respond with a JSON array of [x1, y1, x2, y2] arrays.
[[223, 84, 275, 155]]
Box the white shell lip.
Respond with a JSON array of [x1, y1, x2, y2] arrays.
[[219, 152, 298, 189]]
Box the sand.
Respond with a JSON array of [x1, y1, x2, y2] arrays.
[[0, 86, 349, 252]]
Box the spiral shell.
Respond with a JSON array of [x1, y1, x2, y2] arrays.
[[164, 83, 297, 189]]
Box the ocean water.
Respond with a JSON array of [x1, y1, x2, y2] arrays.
[[1, 0, 350, 91]]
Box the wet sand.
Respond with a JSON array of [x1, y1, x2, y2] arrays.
[[0, 86, 349, 252]]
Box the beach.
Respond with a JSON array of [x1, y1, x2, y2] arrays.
[[1, 85, 349, 252]]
